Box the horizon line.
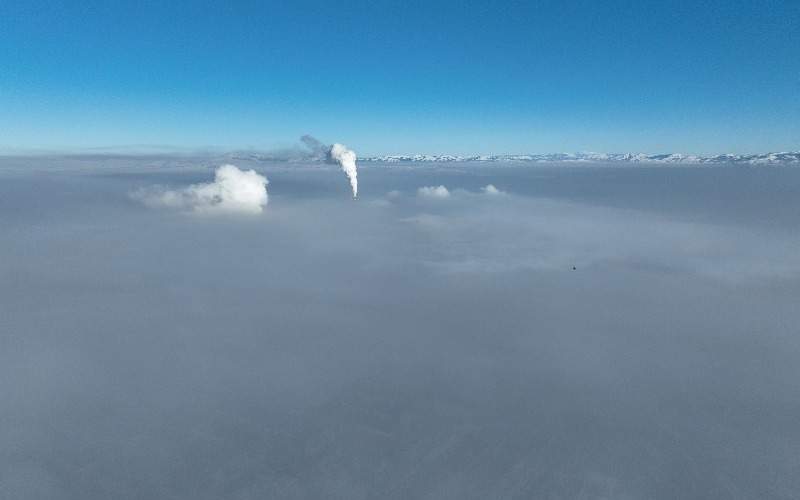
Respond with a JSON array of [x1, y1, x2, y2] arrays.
[[1, 146, 798, 159]]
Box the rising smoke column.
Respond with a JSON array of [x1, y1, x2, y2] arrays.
[[329, 143, 358, 199], [301, 136, 359, 199]]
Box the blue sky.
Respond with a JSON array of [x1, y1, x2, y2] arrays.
[[1, 0, 798, 155]]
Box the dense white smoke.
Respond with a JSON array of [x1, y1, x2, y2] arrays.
[[133, 165, 268, 215], [329, 143, 358, 199], [300, 136, 359, 198]]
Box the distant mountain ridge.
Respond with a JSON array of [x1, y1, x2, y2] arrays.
[[228, 150, 800, 165], [356, 151, 800, 165]]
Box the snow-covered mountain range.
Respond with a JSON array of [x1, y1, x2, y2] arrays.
[[228, 150, 800, 165], [357, 151, 800, 165]]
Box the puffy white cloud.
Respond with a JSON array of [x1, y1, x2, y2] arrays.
[[414, 184, 505, 199], [481, 184, 505, 195], [417, 185, 450, 199], [133, 165, 268, 215]]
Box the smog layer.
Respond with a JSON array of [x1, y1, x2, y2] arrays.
[[1, 157, 799, 499]]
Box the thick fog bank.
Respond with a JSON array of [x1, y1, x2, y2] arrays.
[[1, 159, 799, 499]]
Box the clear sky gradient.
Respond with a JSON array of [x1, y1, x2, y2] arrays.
[[1, 0, 798, 155]]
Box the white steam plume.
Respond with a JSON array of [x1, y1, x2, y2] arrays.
[[329, 143, 358, 199], [300, 136, 359, 198], [132, 165, 268, 215]]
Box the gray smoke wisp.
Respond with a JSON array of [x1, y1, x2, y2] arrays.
[[301, 135, 359, 199], [300, 135, 329, 160]]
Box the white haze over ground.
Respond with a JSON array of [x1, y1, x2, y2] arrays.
[[1, 157, 800, 499]]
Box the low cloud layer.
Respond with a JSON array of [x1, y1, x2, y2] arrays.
[[398, 191, 800, 281], [2, 159, 800, 499], [132, 165, 268, 215]]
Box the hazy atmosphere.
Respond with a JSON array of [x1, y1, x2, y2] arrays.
[[2, 1, 798, 154], [3, 0, 800, 498], [2, 157, 799, 499]]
